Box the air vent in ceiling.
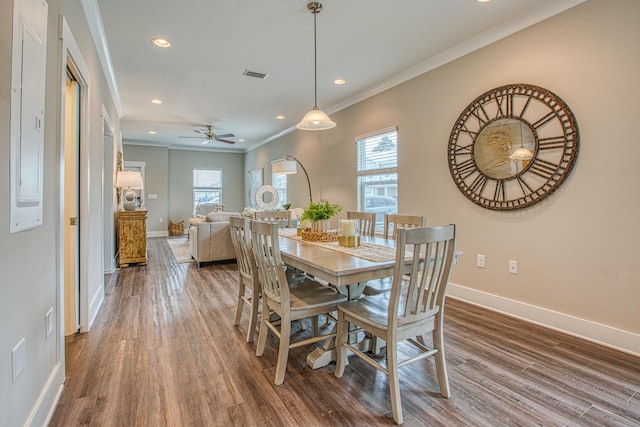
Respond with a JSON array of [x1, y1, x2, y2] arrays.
[[243, 69, 269, 80]]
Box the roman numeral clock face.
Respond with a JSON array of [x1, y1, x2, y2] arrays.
[[448, 84, 579, 210]]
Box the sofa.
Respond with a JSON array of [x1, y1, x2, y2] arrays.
[[189, 211, 239, 267]]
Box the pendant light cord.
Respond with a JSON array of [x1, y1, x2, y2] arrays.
[[312, 5, 319, 109]]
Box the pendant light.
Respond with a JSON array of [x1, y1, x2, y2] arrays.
[[296, 2, 336, 131], [509, 121, 534, 161]]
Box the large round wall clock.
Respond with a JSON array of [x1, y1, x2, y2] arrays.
[[448, 83, 579, 211]]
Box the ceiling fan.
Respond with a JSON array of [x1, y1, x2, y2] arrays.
[[180, 124, 235, 144]]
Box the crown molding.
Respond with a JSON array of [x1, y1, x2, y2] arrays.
[[80, 0, 123, 118]]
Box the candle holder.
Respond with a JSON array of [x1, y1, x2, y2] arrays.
[[338, 219, 360, 247], [297, 219, 312, 236], [338, 234, 360, 248]]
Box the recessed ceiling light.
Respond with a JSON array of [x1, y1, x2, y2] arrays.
[[276, 115, 285, 120], [238, 138, 245, 142], [334, 79, 346, 85], [477, 0, 491, 2], [152, 38, 171, 48], [148, 131, 157, 135], [151, 99, 163, 104]]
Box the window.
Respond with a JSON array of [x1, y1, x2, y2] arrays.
[[356, 128, 398, 229], [193, 169, 222, 214], [272, 173, 288, 208]]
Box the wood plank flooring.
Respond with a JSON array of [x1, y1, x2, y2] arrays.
[[49, 237, 640, 426]]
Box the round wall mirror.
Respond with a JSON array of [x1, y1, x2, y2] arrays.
[[255, 185, 279, 210], [474, 118, 534, 180]]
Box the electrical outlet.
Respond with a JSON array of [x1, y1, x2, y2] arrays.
[[476, 254, 486, 268], [159, 217, 163, 224], [45, 308, 54, 338], [509, 260, 518, 274], [12, 338, 26, 382]]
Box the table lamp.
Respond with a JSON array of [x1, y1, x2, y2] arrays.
[[116, 171, 144, 211]]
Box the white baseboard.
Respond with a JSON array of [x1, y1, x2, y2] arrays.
[[88, 284, 105, 330], [25, 362, 65, 427], [448, 283, 640, 357]]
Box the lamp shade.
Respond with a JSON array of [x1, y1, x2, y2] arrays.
[[271, 159, 297, 174], [116, 170, 144, 189], [509, 147, 534, 161], [296, 107, 336, 130]]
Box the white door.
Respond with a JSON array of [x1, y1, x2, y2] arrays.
[[64, 69, 80, 335]]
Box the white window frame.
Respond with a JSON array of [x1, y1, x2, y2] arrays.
[[272, 173, 288, 208], [356, 127, 398, 232], [192, 168, 223, 214]]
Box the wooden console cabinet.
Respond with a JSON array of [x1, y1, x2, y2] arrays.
[[119, 209, 147, 267]]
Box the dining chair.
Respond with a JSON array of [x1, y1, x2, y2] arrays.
[[335, 225, 457, 425], [254, 210, 291, 228], [346, 211, 376, 237], [254, 209, 307, 285], [230, 216, 261, 343], [383, 213, 426, 240], [363, 214, 427, 297], [250, 220, 347, 385]]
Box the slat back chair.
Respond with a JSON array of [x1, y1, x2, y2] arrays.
[[383, 213, 426, 240], [229, 216, 260, 342], [346, 211, 376, 237], [254, 210, 291, 228], [363, 213, 426, 296], [335, 225, 457, 424], [254, 210, 305, 284], [250, 220, 347, 385]]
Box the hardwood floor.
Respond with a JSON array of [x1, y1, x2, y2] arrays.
[[50, 237, 640, 426]]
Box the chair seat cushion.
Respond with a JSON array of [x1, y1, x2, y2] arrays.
[[290, 279, 347, 310]]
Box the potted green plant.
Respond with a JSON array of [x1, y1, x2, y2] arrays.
[[282, 203, 292, 210], [300, 199, 342, 232]]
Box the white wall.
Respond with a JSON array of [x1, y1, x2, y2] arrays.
[[0, 0, 121, 424], [245, 0, 640, 354]]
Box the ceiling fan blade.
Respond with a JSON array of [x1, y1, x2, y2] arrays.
[[200, 139, 210, 145], [179, 136, 203, 139], [215, 138, 236, 144], [215, 133, 235, 139]]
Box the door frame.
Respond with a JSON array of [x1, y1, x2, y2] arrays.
[[102, 107, 116, 273], [57, 16, 91, 362]]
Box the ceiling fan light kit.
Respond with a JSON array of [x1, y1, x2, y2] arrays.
[[296, 2, 336, 131]]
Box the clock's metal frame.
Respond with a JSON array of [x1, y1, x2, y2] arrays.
[[448, 83, 579, 211]]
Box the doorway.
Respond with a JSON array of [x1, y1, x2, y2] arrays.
[[58, 17, 91, 358], [123, 161, 146, 209], [63, 68, 80, 335]]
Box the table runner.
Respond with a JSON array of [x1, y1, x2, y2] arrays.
[[279, 228, 397, 262]]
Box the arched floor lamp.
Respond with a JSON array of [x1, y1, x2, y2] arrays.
[[271, 155, 312, 203]]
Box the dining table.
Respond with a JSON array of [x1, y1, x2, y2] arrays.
[[277, 228, 462, 369]]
